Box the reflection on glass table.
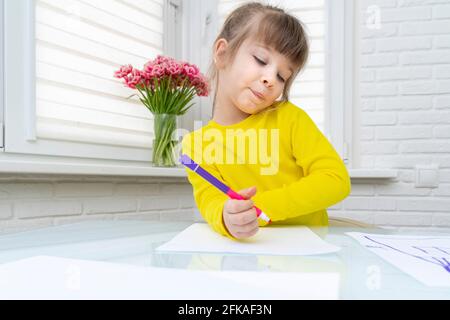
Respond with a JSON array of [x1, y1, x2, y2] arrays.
[[0, 220, 448, 299]]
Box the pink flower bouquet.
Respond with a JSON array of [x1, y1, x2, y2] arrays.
[[114, 55, 209, 167]]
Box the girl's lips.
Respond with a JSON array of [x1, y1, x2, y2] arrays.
[[250, 89, 264, 100]]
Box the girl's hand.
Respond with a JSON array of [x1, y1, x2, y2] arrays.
[[222, 186, 259, 239]]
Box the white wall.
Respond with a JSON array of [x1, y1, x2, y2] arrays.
[[0, 175, 200, 234], [329, 0, 450, 227]]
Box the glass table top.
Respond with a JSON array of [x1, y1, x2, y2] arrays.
[[0, 220, 449, 300]]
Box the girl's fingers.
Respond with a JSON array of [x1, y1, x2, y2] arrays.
[[237, 186, 257, 199], [232, 218, 259, 234], [229, 208, 258, 226], [235, 226, 259, 239], [226, 199, 254, 214]]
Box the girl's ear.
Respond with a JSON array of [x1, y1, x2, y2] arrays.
[[214, 38, 229, 69]]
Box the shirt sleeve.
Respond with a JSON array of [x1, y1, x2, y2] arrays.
[[181, 134, 236, 239], [252, 108, 351, 222]]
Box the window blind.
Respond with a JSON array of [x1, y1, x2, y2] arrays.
[[217, 0, 326, 132], [35, 0, 165, 149]]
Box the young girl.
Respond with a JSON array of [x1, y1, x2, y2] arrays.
[[182, 2, 351, 240]]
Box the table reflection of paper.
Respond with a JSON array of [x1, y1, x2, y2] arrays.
[[0, 256, 340, 300], [156, 223, 341, 256], [347, 232, 450, 287]]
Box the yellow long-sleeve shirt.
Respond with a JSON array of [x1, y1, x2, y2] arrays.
[[181, 101, 351, 239]]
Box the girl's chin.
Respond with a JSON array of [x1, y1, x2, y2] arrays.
[[245, 102, 267, 114], [239, 106, 258, 115], [245, 100, 264, 111], [236, 98, 264, 114]]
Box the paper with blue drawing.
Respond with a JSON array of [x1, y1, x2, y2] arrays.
[[156, 223, 341, 256], [347, 232, 450, 287]]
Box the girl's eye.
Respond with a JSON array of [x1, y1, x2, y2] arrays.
[[254, 56, 266, 65], [253, 56, 286, 83]]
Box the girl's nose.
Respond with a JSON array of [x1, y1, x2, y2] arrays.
[[263, 78, 273, 87]]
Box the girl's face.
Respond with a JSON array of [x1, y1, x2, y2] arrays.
[[215, 37, 294, 115]]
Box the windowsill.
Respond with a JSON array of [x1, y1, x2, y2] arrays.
[[0, 153, 398, 180], [349, 169, 398, 180], [0, 153, 186, 178]]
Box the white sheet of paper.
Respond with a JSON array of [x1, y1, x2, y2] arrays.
[[0, 256, 340, 300], [156, 223, 340, 256], [347, 232, 450, 287]]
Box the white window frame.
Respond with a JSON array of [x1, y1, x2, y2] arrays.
[[0, 0, 4, 151], [0, 0, 364, 176], [2, 0, 182, 162], [325, 0, 358, 168], [179, 0, 218, 132]]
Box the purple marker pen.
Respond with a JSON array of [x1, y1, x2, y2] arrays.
[[180, 154, 271, 223]]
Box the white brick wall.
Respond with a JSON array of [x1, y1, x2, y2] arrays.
[[0, 175, 197, 234], [329, 0, 450, 228]]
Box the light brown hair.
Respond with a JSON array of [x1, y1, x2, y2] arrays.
[[208, 2, 310, 117]]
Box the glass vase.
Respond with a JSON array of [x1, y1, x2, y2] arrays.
[[151, 113, 180, 167]]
